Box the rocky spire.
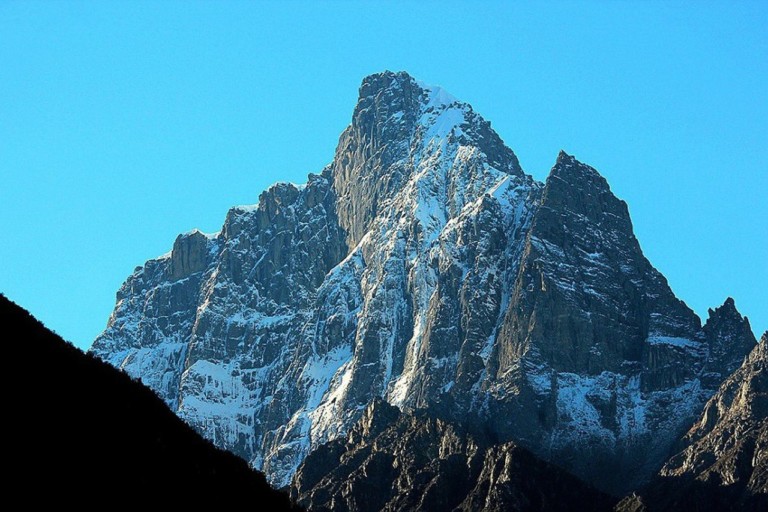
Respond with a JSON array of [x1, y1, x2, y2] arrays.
[[331, 71, 423, 248], [496, 151, 701, 376], [702, 297, 757, 385], [488, 152, 710, 493]]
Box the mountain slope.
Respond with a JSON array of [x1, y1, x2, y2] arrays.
[[662, 331, 767, 492], [291, 400, 614, 512], [90, 71, 757, 493], [617, 332, 767, 511], [2, 294, 298, 508]]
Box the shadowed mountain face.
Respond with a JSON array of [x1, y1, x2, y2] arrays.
[[291, 400, 614, 512], [2, 294, 299, 509], [90, 71, 758, 494]]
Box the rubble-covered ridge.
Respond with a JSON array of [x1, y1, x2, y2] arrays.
[[91, 71, 757, 493], [291, 400, 614, 512]]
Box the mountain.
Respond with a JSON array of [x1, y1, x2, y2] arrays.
[[618, 331, 767, 511], [291, 399, 613, 512], [90, 71, 758, 494], [2, 294, 298, 508]]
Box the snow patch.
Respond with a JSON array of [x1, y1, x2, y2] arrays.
[[647, 336, 700, 348], [416, 80, 459, 109], [233, 203, 259, 213]]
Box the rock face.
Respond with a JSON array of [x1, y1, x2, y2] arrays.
[[90, 71, 758, 493], [291, 400, 613, 512], [662, 331, 767, 496], [475, 155, 758, 491], [617, 332, 767, 511], [702, 298, 759, 387]]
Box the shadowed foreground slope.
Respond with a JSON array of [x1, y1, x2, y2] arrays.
[[2, 294, 299, 508]]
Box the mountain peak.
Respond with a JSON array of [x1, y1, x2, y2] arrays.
[[358, 71, 460, 110], [708, 296, 737, 316], [556, 149, 575, 163], [354, 70, 464, 128], [539, 151, 631, 232], [91, 73, 753, 497], [333, 71, 522, 247], [703, 296, 756, 381], [550, 151, 606, 186], [358, 70, 417, 99], [706, 296, 749, 326]]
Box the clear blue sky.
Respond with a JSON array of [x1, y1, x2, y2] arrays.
[[1, 1, 766, 350]]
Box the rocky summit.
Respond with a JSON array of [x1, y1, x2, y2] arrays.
[[91, 71, 759, 496]]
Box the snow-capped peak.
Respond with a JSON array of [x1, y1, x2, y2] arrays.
[[416, 79, 460, 109], [90, 72, 754, 495]]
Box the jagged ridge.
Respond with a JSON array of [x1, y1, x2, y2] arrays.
[[291, 400, 614, 512]]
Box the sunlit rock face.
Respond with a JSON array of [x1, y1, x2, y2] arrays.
[[91, 71, 756, 493], [661, 332, 767, 494], [616, 332, 766, 511]]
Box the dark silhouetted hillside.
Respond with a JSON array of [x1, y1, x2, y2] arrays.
[[3, 294, 300, 508]]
